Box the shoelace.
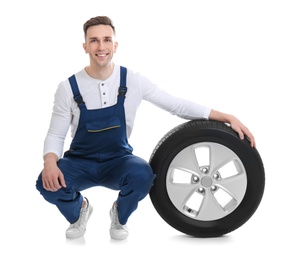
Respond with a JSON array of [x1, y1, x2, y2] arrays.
[[111, 206, 121, 227], [70, 200, 88, 228]]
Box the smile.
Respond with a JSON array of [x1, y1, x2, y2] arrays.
[[96, 53, 108, 57]]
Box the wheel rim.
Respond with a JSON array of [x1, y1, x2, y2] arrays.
[[166, 142, 247, 221]]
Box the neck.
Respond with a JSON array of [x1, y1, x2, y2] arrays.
[[85, 63, 114, 80]]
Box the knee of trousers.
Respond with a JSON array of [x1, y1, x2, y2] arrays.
[[35, 174, 73, 204], [35, 176, 58, 204], [123, 164, 156, 196]]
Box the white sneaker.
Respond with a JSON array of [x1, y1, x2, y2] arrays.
[[109, 203, 129, 240], [66, 197, 93, 239]]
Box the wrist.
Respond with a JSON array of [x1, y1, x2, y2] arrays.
[[43, 153, 58, 166]]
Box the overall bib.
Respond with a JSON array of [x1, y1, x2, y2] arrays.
[[36, 67, 155, 224]]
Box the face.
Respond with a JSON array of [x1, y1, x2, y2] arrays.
[[83, 25, 118, 68]]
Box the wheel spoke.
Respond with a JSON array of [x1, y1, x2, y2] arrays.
[[197, 191, 226, 220], [170, 146, 200, 174], [167, 183, 199, 212], [209, 143, 237, 173], [217, 173, 247, 201]]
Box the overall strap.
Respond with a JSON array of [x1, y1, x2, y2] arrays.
[[68, 75, 85, 107], [118, 66, 127, 97]]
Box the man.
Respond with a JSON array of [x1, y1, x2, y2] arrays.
[[36, 16, 255, 240]]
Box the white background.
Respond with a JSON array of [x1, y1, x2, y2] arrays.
[[1, 0, 288, 259]]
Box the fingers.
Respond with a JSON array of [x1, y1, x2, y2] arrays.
[[43, 176, 65, 192], [243, 127, 256, 148], [239, 126, 256, 148], [42, 162, 66, 192], [237, 129, 245, 140], [43, 179, 61, 192], [247, 133, 256, 148], [232, 122, 256, 148], [58, 174, 67, 188]]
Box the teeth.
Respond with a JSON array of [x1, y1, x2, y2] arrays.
[[97, 54, 106, 57]]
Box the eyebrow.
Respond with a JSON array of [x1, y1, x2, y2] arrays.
[[88, 36, 112, 40]]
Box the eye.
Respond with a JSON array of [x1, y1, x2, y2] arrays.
[[104, 38, 112, 42], [89, 38, 98, 43]]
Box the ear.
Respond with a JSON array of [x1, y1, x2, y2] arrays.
[[83, 43, 88, 53], [113, 41, 118, 53]]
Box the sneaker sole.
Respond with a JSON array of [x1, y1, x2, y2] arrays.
[[109, 231, 129, 240]]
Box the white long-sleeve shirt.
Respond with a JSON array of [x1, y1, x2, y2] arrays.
[[44, 65, 211, 159]]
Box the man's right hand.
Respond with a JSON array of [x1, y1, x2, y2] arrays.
[[42, 153, 66, 192]]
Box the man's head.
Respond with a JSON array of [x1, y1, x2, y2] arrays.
[[83, 16, 118, 69]]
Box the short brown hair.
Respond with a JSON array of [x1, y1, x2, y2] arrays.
[[83, 16, 115, 36]]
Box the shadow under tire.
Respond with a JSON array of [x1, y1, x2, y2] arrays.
[[149, 119, 265, 237]]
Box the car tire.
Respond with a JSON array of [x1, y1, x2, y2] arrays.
[[149, 119, 265, 237]]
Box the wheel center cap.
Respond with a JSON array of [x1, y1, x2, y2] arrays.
[[201, 176, 212, 187]]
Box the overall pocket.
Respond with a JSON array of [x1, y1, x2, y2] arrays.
[[86, 117, 121, 132]]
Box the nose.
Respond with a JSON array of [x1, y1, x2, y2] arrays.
[[98, 40, 105, 50]]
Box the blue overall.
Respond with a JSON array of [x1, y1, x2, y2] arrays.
[[36, 67, 155, 224]]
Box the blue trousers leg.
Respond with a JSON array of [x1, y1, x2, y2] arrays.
[[35, 157, 100, 223], [98, 154, 156, 224], [35, 154, 155, 225]]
